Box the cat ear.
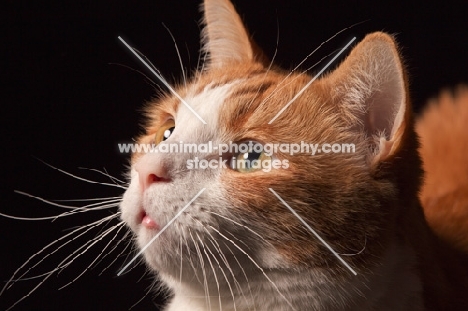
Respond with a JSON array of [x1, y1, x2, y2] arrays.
[[202, 0, 255, 68], [325, 32, 408, 164]]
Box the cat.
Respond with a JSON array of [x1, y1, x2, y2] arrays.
[[118, 0, 468, 310], [3, 0, 467, 310], [417, 86, 468, 255]]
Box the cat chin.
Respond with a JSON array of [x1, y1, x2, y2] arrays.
[[137, 232, 181, 271]]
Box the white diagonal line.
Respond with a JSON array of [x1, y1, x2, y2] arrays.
[[268, 37, 356, 124], [269, 188, 357, 275], [118, 36, 207, 125], [117, 188, 206, 276]]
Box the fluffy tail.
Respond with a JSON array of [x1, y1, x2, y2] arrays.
[[416, 85, 468, 253]]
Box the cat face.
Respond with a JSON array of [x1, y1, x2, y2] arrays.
[[123, 65, 372, 270], [120, 0, 415, 302]]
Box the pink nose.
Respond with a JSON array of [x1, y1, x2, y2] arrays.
[[135, 155, 170, 191]]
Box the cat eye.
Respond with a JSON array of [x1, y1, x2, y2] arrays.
[[154, 119, 175, 144], [229, 141, 272, 173]]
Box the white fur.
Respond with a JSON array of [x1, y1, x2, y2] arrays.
[[121, 94, 424, 309], [178, 82, 239, 136], [119, 0, 425, 309], [164, 239, 423, 311]]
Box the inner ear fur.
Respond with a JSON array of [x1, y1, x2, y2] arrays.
[[323, 32, 410, 164]]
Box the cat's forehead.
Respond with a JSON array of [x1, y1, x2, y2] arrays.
[[143, 63, 331, 146]]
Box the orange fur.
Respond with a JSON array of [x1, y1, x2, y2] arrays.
[[417, 86, 468, 253], [133, 32, 468, 311], [122, 1, 468, 309]]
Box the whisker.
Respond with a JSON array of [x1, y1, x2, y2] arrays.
[[339, 235, 367, 256], [14, 190, 120, 210], [224, 230, 251, 251], [190, 214, 253, 309], [261, 22, 365, 108], [185, 42, 191, 68], [33, 157, 126, 189], [6, 271, 55, 282], [181, 229, 204, 286], [129, 282, 154, 310], [189, 229, 214, 310], [197, 233, 237, 311], [1, 214, 119, 294], [221, 240, 256, 311], [77, 167, 127, 185], [207, 237, 242, 309], [0, 213, 72, 221], [58, 222, 126, 290], [118, 36, 207, 124], [199, 50, 209, 72], [15, 227, 118, 302], [88, 222, 128, 271], [162, 23, 187, 87], [290, 21, 368, 83], [259, 48, 337, 108], [179, 234, 183, 285], [245, 14, 280, 111], [99, 231, 133, 275], [54, 222, 122, 279], [1, 198, 120, 222], [52, 196, 122, 202], [266, 14, 280, 72], [3, 214, 121, 311], [206, 211, 272, 247], [291, 24, 359, 75], [208, 225, 296, 311], [131, 47, 164, 77], [108, 62, 161, 91], [188, 214, 246, 305], [54, 201, 121, 220]]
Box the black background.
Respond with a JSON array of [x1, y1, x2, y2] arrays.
[[2, 0, 468, 310]]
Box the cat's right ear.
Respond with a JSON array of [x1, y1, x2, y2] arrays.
[[202, 0, 259, 68]]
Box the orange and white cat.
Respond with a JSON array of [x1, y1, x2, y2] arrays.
[[119, 0, 468, 310]]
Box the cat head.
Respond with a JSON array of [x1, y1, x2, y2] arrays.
[[120, 0, 420, 285]]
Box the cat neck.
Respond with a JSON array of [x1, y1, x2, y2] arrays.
[[161, 239, 424, 311]]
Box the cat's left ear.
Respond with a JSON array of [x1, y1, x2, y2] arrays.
[[202, 0, 261, 68], [324, 32, 409, 165]]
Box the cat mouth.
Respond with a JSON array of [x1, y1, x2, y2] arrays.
[[139, 210, 159, 230]]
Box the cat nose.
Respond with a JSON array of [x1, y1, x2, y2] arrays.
[[134, 155, 170, 191]]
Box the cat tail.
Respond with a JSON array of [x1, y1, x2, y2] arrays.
[[416, 85, 468, 254]]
